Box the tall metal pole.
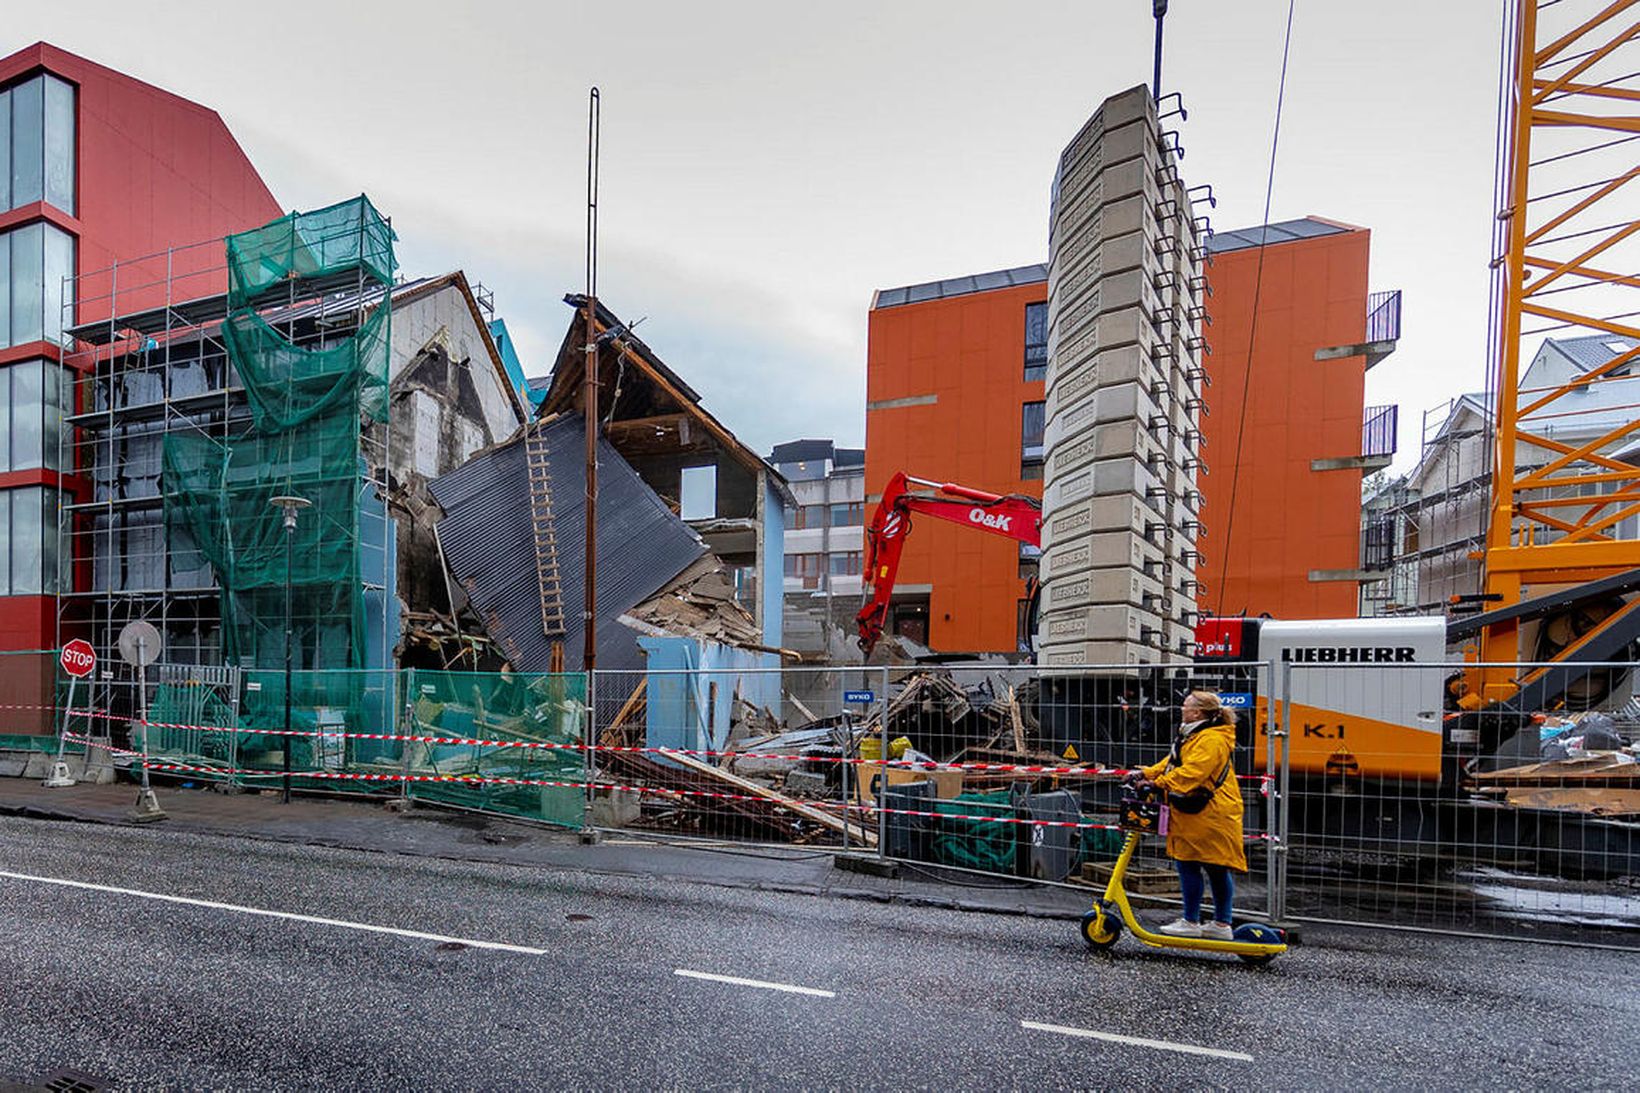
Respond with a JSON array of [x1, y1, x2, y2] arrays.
[[283, 516, 294, 805], [583, 87, 602, 673], [271, 495, 310, 804], [1152, 1, 1168, 101]]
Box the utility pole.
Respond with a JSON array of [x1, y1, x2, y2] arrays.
[[583, 87, 601, 672], [1152, 0, 1168, 102]]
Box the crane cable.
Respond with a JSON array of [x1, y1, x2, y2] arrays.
[[1212, 0, 1296, 617]]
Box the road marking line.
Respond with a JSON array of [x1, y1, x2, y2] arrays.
[[1021, 1020, 1253, 1062], [0, 869, 547, 956], [674, 968, 835, 998]]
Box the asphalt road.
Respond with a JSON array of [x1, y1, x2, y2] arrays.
[[0, 815, 1634, 1090]]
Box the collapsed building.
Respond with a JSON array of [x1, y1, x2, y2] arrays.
[[424, 295, 796, 747]]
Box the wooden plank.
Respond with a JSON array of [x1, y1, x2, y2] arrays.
[[664, 749, 877, 847], [600, 679, 648, 749], [1008, 685, 1027, 756], [1474, 756, 1640, 787]]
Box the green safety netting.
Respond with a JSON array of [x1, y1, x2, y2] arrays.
[[403, 670, 587, 829], [147, 681, 241, 773], [131, 667, 589, 828], [161, 195, 397, 704], [162, 408, 367, 672], [225, 194, 396, 309], [163, 410, 362, 593], [224, 302, 389, 432]]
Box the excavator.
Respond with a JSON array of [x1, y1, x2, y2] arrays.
[[855, 471, 1043, 656]]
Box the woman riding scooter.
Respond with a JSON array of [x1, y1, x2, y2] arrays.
[[1127, 690, 1247, 939]]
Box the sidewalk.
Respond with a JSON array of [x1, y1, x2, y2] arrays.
[[0, 777, 1095, 920]]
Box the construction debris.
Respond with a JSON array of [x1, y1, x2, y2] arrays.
[[1472, 751, 1640, 817]]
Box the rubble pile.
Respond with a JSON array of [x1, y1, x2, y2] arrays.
[[591, 669, 1095, 880]]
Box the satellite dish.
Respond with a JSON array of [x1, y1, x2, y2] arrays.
[[117, 621, 163, 668]]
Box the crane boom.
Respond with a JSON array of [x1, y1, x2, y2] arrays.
[[856, 471, 1042, 656]]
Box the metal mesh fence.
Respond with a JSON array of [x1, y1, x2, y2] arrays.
[[1275, 661, 1639, 943], [8, 651, 1636, 946]]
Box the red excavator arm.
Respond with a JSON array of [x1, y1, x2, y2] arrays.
[[856, 471, 1043, 656]]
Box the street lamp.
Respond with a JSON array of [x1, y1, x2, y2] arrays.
[[270, 494, 311, 805]]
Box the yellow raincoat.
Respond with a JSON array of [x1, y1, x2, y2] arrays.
[[1141, 719, 1248, 873]]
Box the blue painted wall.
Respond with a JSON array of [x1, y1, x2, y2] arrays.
[[762, 477, 786, 649], [639, 635, 781, 753], [489, 318, 546, 413]]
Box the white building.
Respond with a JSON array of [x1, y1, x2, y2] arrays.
[[771, 439, 866, 598]]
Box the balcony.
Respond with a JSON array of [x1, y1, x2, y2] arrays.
[[1363, 404, 1398, 460], [1314, 288, 1402, 370]]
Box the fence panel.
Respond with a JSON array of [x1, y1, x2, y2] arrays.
[[1277, 661, 1639, 945], [588, 661, 1276, 921], [403, 668, 586, 829], [589, 664, 885, 848]]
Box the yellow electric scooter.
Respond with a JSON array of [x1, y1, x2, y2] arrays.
[[1080, 786, 1288, 965]]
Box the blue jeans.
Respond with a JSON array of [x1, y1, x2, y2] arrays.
[[1176, 860, 1234, 925]]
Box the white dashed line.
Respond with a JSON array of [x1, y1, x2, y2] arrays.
[[674, 968, 835, 998], [0, 869, 548, 955], [1021, 1020, 1254, 1062]]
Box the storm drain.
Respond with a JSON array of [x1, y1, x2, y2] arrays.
[[29, 1071, 113, 1093]]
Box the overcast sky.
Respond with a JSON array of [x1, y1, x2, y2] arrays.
[[18, 1, 1508, 466]]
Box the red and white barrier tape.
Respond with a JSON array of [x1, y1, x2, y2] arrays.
[[65, 733, 1272, 840], [51, 709, 1275, 784]]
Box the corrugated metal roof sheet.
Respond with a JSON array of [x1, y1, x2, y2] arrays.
[[872, 263, 1048, 310], [429, 414, 706, 672]]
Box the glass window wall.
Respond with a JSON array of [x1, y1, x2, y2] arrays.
[[0, 485, 61, 596], [2, 221, 75, 347], [2, 74, 75, 216], [10, 77, 42, 209], [0, 360, 70, 472]]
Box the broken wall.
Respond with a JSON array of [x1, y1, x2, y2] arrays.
[[385, 281, 527, 646]]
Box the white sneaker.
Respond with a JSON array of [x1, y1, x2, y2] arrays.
[[1158, 917, 1202, 937], [1201, 921, 1234, 941]]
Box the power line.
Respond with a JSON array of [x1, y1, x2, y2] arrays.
[[1212, 0, 1296, 617]]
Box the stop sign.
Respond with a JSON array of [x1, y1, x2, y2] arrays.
[[60, 639, 96, 678]]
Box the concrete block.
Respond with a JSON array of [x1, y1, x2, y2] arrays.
[[1099, 84, 1155, 128], [1041, 531, 1164, 582], [590, 787, 642, 827], [1091, 268, 1156, 321], [1099, 115, 1155, 170], [83, 744, 117, 785], [1088, 457, 1168, 503], [1097, 156, 1157, 210], [1046, 354, 1103, 418], [1040, 603, 1164, 645], [1047, 419, 1169, 482], [1041, 565, 1165, 612], [1038, 640, 1151, 669], [1097, 229, 1151, 279], [1041, 494, 1164, 549], [782, 769, 831, 797], [1097, 194, 1147, 240]]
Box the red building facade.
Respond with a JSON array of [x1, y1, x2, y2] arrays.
[[0, 42, 280, 654], [864, 222, 1397, 654]]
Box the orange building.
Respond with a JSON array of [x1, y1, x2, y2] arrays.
[[1195, 218, 1398, 620], [864, 220, 1399, 654], [866, 267, 1049, 652]]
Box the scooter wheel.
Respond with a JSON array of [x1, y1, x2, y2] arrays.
[[1081, 905, 1122, 951], [1233, 922, 1283, 965]]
